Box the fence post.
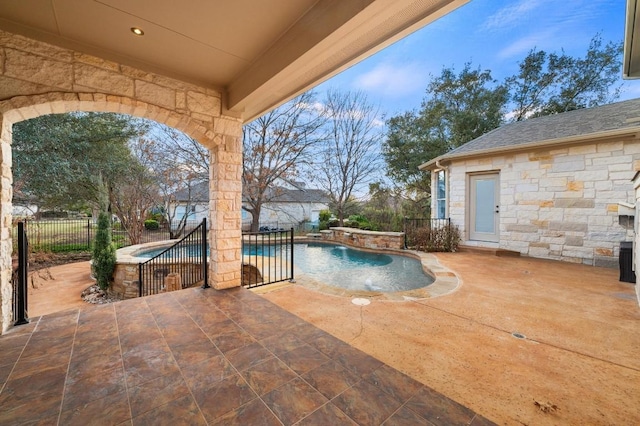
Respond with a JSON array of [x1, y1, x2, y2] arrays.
[[14, 222, 29, 325], [201, 218, 209, 289], [403, 217, 408, 249], [289, 228, 295, 282], [138, 264, 143, 297]]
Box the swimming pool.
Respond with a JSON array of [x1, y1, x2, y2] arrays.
[[293, 243, 433, 292], [135, 241, 434, 293]]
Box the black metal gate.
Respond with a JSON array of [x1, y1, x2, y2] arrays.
[[13, 221, 29, 325], [242, 228, 294, 288], [138, 218, 208, 297]]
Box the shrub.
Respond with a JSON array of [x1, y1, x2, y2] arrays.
[[328, 219, 340, 227], [92, 212, 116, 291], [408, 224, 461, 252], [144, 219, 159, 230], [319, 210, 332, 222]]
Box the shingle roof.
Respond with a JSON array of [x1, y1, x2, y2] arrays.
[[171, 181, 209, 202], [421, 98, 640, 169], [173, 182, 330, 204], [265, 187, 330, 204]]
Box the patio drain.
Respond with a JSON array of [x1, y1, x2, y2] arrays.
[[511, 332, 526, 339], [352, 298, 371, 306]]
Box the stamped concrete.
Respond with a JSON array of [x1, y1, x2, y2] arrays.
[[262, 252, 640, 426]]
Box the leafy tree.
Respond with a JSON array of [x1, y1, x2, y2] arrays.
[[12, 112, 145, 213], [242, 91, 325, 231], [508, 35, 623, 120], [318, 90, 383, 226], [92, 212, 116, 291], [383, 64, 507, 204]]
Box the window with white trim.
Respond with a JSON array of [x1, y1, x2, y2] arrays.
[[435, 170, 446, 219]]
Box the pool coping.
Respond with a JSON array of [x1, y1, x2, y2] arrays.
[[286, 241, 460, 301]]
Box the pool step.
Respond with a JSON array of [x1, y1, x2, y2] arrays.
[[457, 245, 521, 257]]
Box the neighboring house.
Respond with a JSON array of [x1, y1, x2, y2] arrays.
[[254, 186, 331, 228], [171, 181, 330, 230], [168, 181, 210, 224], [420, 98, 640, 268]]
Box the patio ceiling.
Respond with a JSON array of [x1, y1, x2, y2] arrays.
[[0, 0, 468, 122]]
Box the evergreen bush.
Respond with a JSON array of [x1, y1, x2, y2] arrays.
[[144, 219, 159, 230], [92, 212, 116, 291]]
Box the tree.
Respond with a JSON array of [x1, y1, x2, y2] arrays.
[[318, 90, 383, 225], [507, 34, 622, 120], [107, 150, 158, 245], [92, 212, 116, 291], [12, 112, 145, 213], [132, 124, 209, 239], [383, 64, 507, 204], [242, 91, 325, 231]]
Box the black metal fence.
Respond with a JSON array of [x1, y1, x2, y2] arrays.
[[404, 218, 457, 251], [138, 219, 208, 297], [11, 219, 201, 253], [12, 222, 29, 325], [242, 228, 294, 288]]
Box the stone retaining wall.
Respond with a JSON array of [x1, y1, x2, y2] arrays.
[[316, 227, 405, 250]]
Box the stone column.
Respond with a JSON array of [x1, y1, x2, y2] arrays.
[[209, 132, 243, 289], [0, 116, 13, 333]]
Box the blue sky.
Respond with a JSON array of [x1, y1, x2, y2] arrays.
[[316, 0, 640, 118]]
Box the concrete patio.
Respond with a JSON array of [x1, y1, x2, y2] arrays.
[[1, 251, 639, 425]]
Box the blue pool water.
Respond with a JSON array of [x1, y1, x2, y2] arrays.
[[292, 243, 433, 293], [137, 242, 433, 293]]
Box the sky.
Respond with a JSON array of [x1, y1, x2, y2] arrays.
[[315, 0, 640, 118]]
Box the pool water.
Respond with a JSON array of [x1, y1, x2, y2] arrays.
[[137, 242, 433, 293], [293, 243, 433, 293]]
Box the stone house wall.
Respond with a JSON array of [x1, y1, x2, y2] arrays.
[[0, 30, 243, 333], [439, 138, 639, 267]]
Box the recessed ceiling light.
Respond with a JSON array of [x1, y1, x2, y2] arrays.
[[130, 27, 144, 36]]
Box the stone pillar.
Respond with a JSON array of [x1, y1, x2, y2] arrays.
[[0, 116, 13, 333], [209, 131, 243, 289]]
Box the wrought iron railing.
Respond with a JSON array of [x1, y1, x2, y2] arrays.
[[403, 217, 455, 251], [138, 218, 208, 297], [242, 228, 294, 288], [12, 221, 29, 325]]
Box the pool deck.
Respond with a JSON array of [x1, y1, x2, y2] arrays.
[[262, 252, 640, 425], [3, 252, 640, 425]]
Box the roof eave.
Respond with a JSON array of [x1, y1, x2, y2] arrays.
[[418, 128, 640, 171]]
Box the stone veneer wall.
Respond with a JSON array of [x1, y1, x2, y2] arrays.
[[0, 30, 243, 333], [440, 138, 639, 267], [319, 227, 405, 250]]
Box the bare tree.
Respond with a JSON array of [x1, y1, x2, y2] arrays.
[[318, 90, 383, 225], [242, 92, 326, 231], [134, 124, 210, 238], [108, 155, 158, 245]]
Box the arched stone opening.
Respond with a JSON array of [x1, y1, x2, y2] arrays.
[[0, 93, 243, 333]]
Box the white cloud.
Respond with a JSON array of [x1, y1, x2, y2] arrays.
[[496, 30, 557, 60], [353, 62, 426, 98], [481, 0, 546, 32]]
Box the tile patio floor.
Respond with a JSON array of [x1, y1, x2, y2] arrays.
[[0, 284, 494, 425]]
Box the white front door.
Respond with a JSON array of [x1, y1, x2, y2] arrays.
[[469, 173, 500, 242]]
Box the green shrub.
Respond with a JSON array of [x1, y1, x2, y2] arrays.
[[328, 219, 340, 227], [319, 210, 332, 222], [144, 219, 159, 230], [92, 212, 116, 291]]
